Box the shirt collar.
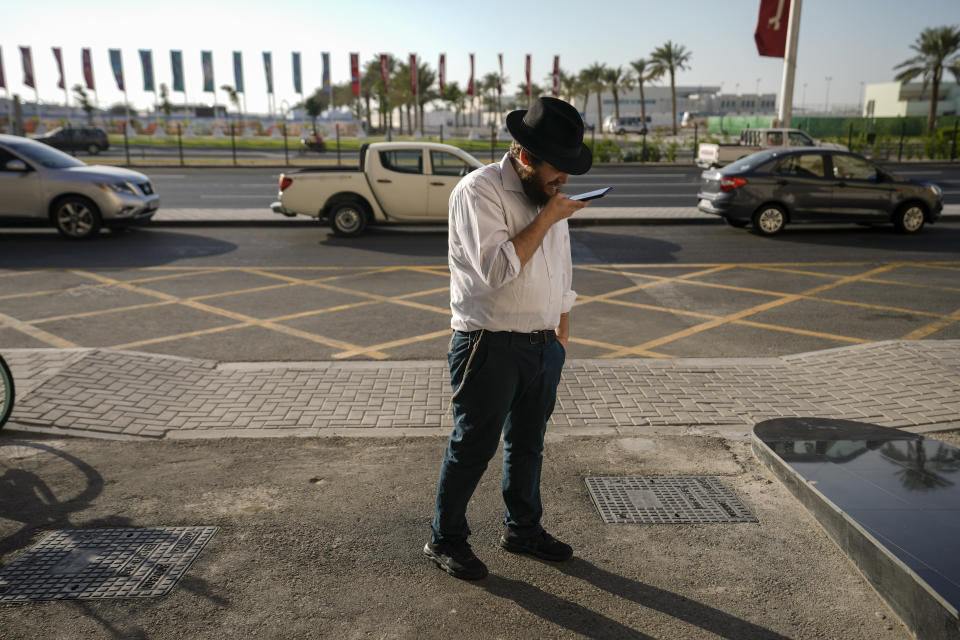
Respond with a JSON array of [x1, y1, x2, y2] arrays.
[[500, 152, 524, 193]]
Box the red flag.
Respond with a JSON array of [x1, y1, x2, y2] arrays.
[[410, 53, 418, 95], [350, 53, 360, 97], [755, 0, 791, 57], [20, 46, 35, 89], [379, 54, 390, 93], [438, 53, 445, 93], [552, 56, 560, 97], [82, 48, 95, 90], [467, 53, 474, 96], [525, 54, 531, 97], [52, 47, 65, 89]]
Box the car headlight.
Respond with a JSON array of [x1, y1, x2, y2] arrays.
[[928, 184, 942, 199], [96, 182, 137, 195]]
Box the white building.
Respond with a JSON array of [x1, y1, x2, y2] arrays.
[[863, 81, 960, 118], [578, 86, 776, 128]]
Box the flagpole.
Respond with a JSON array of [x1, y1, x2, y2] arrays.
[[776, 0, 802, 127]]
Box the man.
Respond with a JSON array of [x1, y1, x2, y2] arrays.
[[424, 97, 592, 580]]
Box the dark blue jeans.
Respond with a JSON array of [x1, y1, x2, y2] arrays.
[[430, 329, 566, 543]]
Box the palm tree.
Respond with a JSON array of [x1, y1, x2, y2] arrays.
[[894, 25, 960, 134], [72, 84, 95, 124], [415, 62, 439, 134], [580, 63, 606, 130], [361, 58, 383, 130], [629, 58, 661, 128], [442, 82, 465, 127], [364, 54, 397, 134], [603, 66, 631, 120], [650, 41, 692, 134], [481, 72, 500, 125], [220, 84, 241, 125], [393, 61, 414, 134], [514, 83, 544, 107]]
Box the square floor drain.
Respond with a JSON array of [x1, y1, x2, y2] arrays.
[[0, 527, 217, 602], [585, 476, 757, 524]]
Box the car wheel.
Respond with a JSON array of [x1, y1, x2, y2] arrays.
[[724, 217, 749, 228], [87, 143, 100, 155], [751, 205, 787, 236], [617, 129, 626, 135], [893, 203, 926, 234], [329, 199, 368, 238], [53, 196, 102, 239]]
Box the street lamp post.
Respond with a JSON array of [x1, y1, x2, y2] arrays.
[[824, 76, 833, 113], [802, 83, 807, 111]]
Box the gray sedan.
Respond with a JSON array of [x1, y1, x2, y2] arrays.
[[697, 148, 943, 235], [0, 133, 159, 239]]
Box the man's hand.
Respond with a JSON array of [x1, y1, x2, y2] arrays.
[[542, 193, 588, 225], [556, 313, 569, 350], [512, 195, 588, 267]]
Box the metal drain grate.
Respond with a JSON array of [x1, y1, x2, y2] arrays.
[[585, 476, 757, 524], [0, 527, 217, 602]]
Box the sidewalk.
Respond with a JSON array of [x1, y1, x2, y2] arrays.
[[4, 340, 958, 440], [2, 340, 957, 639], [152, 205, 960, 225]]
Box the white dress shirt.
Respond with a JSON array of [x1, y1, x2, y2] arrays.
[[448, 153, 576, 333]]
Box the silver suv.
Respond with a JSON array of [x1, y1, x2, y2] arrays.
[[0, 134, 159, 239]]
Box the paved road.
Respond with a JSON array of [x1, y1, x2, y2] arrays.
[[1, 224, 957, 361], [137, 163, 960, 210]]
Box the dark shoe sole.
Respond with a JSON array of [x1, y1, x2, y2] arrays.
[[423, 544, 488, 580], [498, 536, 573, 562]]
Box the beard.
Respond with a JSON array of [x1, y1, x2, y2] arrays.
[[516, 163, 562, 207]]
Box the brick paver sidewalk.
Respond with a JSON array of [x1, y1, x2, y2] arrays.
[[4, 340, 957, 440]]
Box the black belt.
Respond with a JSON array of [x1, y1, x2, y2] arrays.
[[458, 329, 556, 345]]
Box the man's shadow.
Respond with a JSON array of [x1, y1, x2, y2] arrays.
[[475, 557, 791, 639]]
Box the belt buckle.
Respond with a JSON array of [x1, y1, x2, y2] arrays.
[[529, 330, 546, 344]]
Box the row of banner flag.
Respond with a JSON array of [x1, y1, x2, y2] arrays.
[[0, 47, 561, 100]]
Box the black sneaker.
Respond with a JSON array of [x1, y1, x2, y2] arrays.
[[423, 540, 488, 580], [499, 530, 573, 561]]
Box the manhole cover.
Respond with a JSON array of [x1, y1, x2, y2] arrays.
[[585, 476, 757, 524], [0, 527, 217, 602]]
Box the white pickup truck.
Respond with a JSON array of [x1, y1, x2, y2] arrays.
[[696, 128, 847, 169], [271, 142, 485, 237]]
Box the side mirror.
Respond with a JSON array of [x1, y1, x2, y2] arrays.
[[5, 159, 28, 172]]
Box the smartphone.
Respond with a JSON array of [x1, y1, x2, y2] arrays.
[[568, 187, 612, 201]]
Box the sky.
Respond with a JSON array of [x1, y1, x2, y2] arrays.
[[1, 0, 958, 116]]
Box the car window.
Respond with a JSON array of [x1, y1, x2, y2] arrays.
[[776, 154, 825, 178], [4, 139, 86, 169], [379, 149, 422, 174], [725, 151, 776, 174], [430, 151, 470, 177], [0, 148, 25, 171], [832, 154, 877, 181], [766, 132, 783, 146], [789, 132, 813, 146]]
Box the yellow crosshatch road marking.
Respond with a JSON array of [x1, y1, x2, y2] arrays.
[[598, 264, 905, 358], [0, 311, 77, 348], [903, 307, 960, 340], [1, 260, 957, 358]]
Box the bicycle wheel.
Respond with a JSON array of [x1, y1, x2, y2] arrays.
[[0, 356, 14, 430]]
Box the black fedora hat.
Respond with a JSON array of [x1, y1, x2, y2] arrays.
[[506, 97, 592, 175]]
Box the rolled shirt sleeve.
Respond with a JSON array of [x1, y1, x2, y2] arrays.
[[453, 175, 522, 290]]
